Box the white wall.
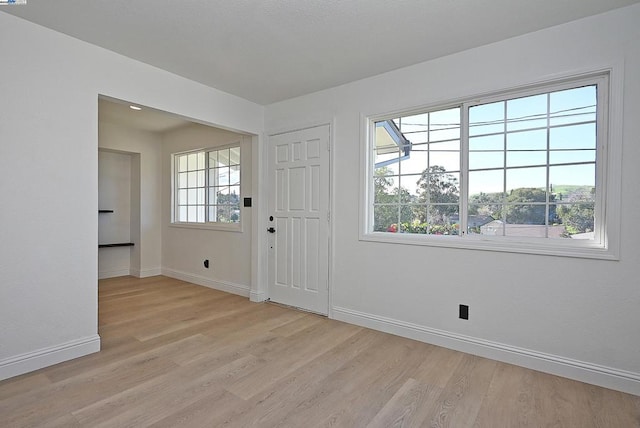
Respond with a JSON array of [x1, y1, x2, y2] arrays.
[[98, 122, 163, 278], [161, 124, 253, 296], [98, 150, 133, 278], [0, 12, 263, 380], [265, 5, 640, 395]]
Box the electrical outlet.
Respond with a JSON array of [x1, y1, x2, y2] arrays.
[[459, 304, 469, 320], [204, 259, 209, 269]]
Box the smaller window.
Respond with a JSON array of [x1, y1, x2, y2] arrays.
[[173, 145, 241, 227]]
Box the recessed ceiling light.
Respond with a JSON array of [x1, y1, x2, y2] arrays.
[[129, 105, 142, 111]]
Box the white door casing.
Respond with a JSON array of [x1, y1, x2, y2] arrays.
[[267, 125, 330, 315]]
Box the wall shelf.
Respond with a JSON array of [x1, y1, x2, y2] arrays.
[[98, 210, 114, 213], [99, 243, 134, 248]]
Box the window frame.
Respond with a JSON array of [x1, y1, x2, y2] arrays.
[[171, 143, 243, 232], [360, 71, 621, 260]]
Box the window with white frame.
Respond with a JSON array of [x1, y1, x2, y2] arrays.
[[365, 73, 614, 257], [173, 145, 241, 226]]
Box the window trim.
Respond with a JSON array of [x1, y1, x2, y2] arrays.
[[170, 143, 243, 232], [360, 69, 621, 260]]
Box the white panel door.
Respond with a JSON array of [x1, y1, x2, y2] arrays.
[[268, 125, 330, 315]]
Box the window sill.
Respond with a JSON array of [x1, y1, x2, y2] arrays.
[[360, 232, 618, 260], [169, 222, 243, 233]]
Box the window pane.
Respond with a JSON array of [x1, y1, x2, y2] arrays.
[[218, 149, 230, 167], [506, 151, 547, 168], [209, 151, 218, 165], [228, 186, 241, 205], [469, 169, 504, 196], [549, 164, 595, 190], [197, 188, 205, 205], [430, 151, 460, 172], [555, 202, 595, 237], [373, 204, 400, 232], [507, 129, 547, 151], [429, 108, 460, 142], [480, 220, 504, 236], [505, 204, 546, 226], [469, 101, 504, 136], [178, 189, 187, 205], [506, 167, 546, 191], [470, 134, 503, 151], [197, 205, 205, 223], [430, 139, 460, 151], [217, 167, 230, 186], [178, 172, 188, 189], [405, 131, 429, 144], [507, 93, 547, 132], [230, 165, 240, 185], [187, 206, 197, 222], [428, 206, 459, 235], [374, 147, 401, 166], [398, 112, 429, 134], [549, 149, 595, 165], [467, 206, 501, 234], [187, 189, 197, 205], [217, 186, 230, 203], [550, 86, 596, 126], [216, 205, 231, 222], [178, 206, 187, 222], [550, 123, 596, 150], [399, 146, 428, 175], [187, 171, 197, 187], [197, 170, 205, 187], [398, 205, 422, 233], [375, 182, 398, 203], [374, 163, 398, 178], [187, 153, 198, 170], [469, 151, 503, 171], [229, 147, 241, 166], [398, 174, 421, 199], [428, 173, 459, 204], [229, 205, 241, 222], [197, 152, 205, 170], [178, 155, 188, 172]]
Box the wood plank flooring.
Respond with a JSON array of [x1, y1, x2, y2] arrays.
[[1, 275, 638, 427]]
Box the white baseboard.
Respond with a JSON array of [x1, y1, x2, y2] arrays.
[[250, 290, 267, 302], [162, 268, 250, 298], [332, 306, 640, 396], [131, 267, 162, 278], [98, 268, 130, 279], [0, 335, 101, 381]]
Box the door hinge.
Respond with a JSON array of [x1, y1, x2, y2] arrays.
[[327, 211, 331, 223]]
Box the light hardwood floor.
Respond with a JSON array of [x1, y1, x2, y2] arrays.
[[1, 276, 638, 427]]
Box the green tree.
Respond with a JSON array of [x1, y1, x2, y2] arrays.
[[414, 165, 459, 223], [557, 203, 594, 234], [468, 192, 503, 217], [504, 188, 556, 224], [373, 167, 413, 232]]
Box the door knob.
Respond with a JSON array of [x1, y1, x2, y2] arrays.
[[267, 227, 276, 233]]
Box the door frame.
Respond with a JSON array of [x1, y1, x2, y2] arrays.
[[259, 121, 334, 316]]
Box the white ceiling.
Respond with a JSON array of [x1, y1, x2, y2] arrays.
[[3, 0, 640, 105]]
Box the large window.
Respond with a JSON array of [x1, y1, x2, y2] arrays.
[[173, 145, 241, 227], [365, 73, 616, 258]]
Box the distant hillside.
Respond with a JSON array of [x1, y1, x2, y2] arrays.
[[551, 185, 594, 202], [469, 185, 594, 201]]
